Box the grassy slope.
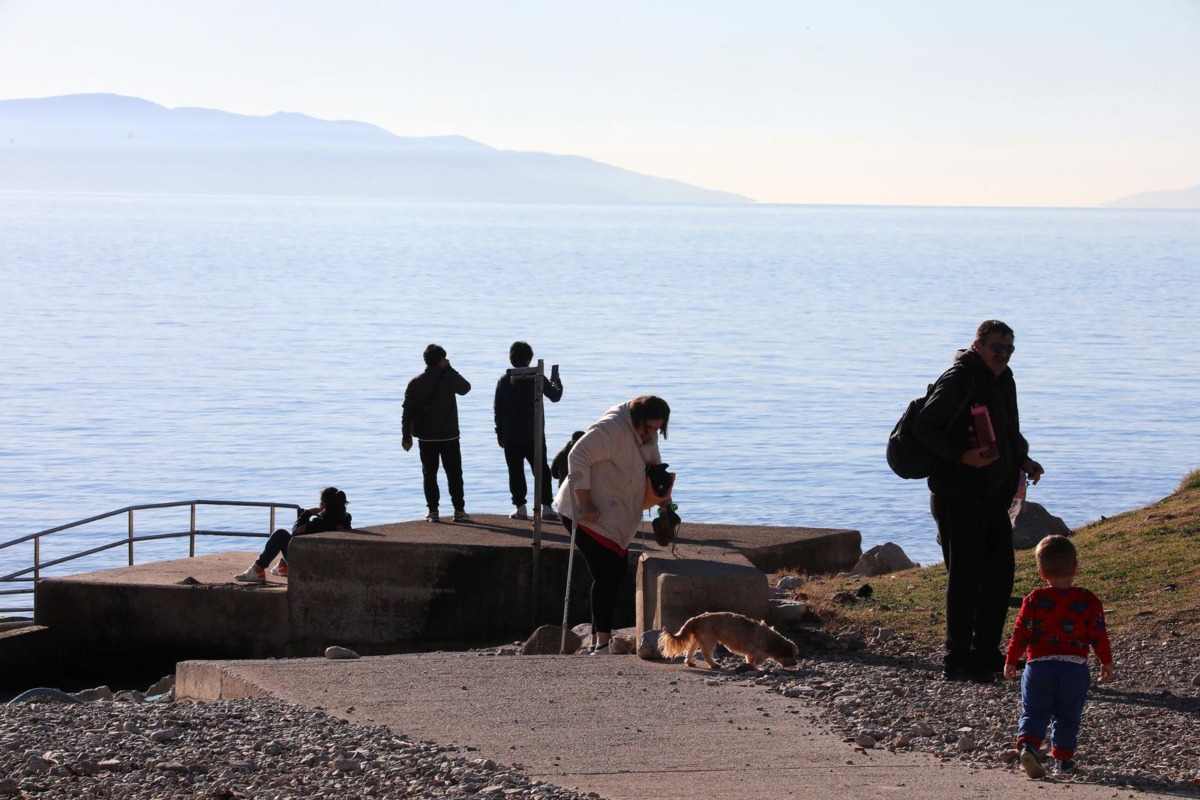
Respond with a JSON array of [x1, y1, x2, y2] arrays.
[[796, 470, 1200, 644]]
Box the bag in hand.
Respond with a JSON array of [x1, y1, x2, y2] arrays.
[[652, 504, 681, 548], [643, 463, 675, 510]]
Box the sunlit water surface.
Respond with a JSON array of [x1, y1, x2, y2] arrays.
[[3, 193, 1197, 586]]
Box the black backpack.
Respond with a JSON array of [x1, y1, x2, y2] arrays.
[[887, 370, 974, 479]]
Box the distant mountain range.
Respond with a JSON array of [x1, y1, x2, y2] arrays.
[[0, 94, 751, 204], [1103, 183, 1200, 209]]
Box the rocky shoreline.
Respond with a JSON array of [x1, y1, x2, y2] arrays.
[[2, 629, 1198, 798]]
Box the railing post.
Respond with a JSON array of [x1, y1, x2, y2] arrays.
[[270, 506, 276, 536], [33, 536, 40, 584], [128, 509, 135, 566], [190, 503, 197, 558]]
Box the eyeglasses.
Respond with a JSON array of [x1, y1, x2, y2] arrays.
[[989, 343, 1016, 354]]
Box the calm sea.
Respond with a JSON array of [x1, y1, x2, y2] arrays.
[[3, 192, 1198, 590]]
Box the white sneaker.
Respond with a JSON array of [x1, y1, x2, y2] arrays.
[[269, 561, 288, 577], [591, 642, 612, 656], [509, 505, 529, 520], [541, 505, 560, 521], [235, 564, 266, 583]]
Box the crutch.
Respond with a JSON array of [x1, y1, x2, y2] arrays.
[[559, 486, 581, 655]]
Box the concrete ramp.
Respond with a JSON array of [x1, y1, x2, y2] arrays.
[[175, 652, 1131, 800]]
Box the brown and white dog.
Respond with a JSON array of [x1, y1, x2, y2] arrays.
[[658, 611, 798, 670]]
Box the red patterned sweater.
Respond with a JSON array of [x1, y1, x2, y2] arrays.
[[1005, 586, 1113, 666]]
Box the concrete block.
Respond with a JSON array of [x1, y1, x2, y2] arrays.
[[734, 527, 862, 575], [36, 578, 289, 661], [288, 534, 596, 654], [176, 661, 268, 701], [636, 556, 768, 640], [0, 626, 55, 690]]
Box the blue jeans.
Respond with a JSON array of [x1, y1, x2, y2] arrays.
[[1018, 659, 1090, 759]]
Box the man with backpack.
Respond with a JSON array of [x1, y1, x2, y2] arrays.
[[913, 320, 1044, 683], [402, 344, 473, 523], [494, 341, 564, 521]]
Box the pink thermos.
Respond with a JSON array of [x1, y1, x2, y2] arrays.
[[971, 404, 997, 459]]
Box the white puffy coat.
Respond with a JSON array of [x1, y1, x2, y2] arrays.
[[554, 402, 661, 551]]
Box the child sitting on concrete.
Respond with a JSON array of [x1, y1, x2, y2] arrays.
[[235, 487, 351, 582], [1004, 534, 1114, 778]]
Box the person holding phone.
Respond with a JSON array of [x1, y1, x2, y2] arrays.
[[402, 344, 472, 523], [494, 341, 564, 521]]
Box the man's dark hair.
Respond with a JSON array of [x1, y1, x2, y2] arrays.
[[628, 395, 671, 440], [423, 344, 447, 367], [509, 341, 533, 367], [976, 320, 1014, 341]]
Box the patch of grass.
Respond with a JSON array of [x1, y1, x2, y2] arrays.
[[792, 471, 1200, 646]]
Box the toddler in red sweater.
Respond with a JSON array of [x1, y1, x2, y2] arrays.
[[1004, 534, 1113, 779]]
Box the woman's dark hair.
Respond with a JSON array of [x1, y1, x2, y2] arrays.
[[423, 344, 447, 367], [509, 340, 533, 367], [628, 395, 670, 440], [320, 487, 348, 518]]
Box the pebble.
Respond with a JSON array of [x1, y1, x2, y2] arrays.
[[325, 645, 361, 660]]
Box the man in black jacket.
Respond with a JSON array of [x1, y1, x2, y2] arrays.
[[494, 341, 564, 521], [914, 320, 1044, 682], [402, 344, 472, 523]]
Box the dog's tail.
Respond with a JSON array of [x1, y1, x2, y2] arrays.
[[657, 621, 694, 660]]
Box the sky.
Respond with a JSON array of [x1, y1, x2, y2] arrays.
[[1, 0, 1198, 207]]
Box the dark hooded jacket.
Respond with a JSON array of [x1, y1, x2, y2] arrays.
[[494, 372, 563, 444], [402, 366, 471, 440], [913, 348, 1028, 501]]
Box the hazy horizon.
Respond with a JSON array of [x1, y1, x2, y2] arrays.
[[1, 1, 1198, 207]]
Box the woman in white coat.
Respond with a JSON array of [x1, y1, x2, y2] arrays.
[[555, 395, 670, 655]]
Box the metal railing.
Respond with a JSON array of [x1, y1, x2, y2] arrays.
[[0, 500, 302, 615]]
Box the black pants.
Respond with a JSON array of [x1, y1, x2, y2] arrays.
[[504, 439, 554, 507], [254, 528, 291, 569], [931, 494, 1015, 672], [562, 516, 627, 635], [418, 438, 465, 513]]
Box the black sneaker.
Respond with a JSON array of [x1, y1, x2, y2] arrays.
[[1019, 742, 1045, 779], [1056, 758, 1077, 774], [453, 510, 472, 523]]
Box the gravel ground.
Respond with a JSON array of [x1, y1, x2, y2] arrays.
[[728, 626, 1200, 795], [3, 629, 1198, 798], [0, 697, 596, 800]]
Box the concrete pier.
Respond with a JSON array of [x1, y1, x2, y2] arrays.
[[8, 516, 859, 688]]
